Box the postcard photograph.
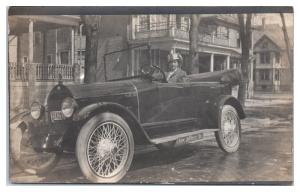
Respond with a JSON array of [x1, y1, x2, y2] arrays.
[[8, 6, 293, 184]]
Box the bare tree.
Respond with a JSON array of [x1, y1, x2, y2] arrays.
[[81, 15, 102, 83], [188, 15, 201, 75], [237, 14, 252, 106], [280, 13, 293, 80]]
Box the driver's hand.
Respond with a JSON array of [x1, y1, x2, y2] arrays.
[[152, 71, 164, 80]]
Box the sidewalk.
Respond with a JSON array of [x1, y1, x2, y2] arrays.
[[245, 92, 293, 107]]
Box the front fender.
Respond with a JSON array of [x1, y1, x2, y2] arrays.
[[73, 102, 152, 145]]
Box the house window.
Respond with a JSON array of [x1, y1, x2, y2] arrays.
[[216, 26, 229, 38], [275, 52, 281, 63], [60, 51, 69, 64], [155, 15, 168, 30], [23, 56, 28, 64], [260, 69, 270, 80], [260, 52, 270, 64], [77, 50, 86, 64], [47, 55, 52, 64], [34, 32, 40, 45], [176, 15, 190, 31], [138, 15, 150, 32], [275, 69, 280, 81]]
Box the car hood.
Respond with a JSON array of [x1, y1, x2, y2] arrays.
[[64, 80, 137, 100]]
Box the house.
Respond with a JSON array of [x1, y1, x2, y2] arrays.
[[127, 14, 241, 75], [253, 24, 293, 92]]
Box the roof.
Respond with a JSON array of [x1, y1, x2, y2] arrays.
[[8, 15, 81, 35], [253, 24, 293, 50]]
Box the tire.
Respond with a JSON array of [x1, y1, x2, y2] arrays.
[[76, 112, 134, 183], [11, 126, 61, 175], [156, 141, 176, 150], [215, 105, 241, 153]]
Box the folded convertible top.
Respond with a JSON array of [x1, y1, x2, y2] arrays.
[[187, 69, 242, 86]]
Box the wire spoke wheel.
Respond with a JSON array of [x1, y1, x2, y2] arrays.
[[87, 122, 129, 178], [215, 105, 241, 153], [221, 110, 239, 147], [76, 112, 134, 183]]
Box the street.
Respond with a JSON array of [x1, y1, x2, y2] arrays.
[[10, 93, 293, 184]]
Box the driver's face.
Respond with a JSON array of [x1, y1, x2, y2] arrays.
[[170, 60, 179, 71]]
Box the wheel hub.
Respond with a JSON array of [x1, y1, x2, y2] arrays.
[[223, 120, 236, 134], [97, 139, 117, 158]]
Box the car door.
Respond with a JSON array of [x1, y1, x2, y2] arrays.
[[130, 80, 161, 124], [145, 81, 200, 136]]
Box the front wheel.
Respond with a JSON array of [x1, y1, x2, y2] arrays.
[[76, 112, 134, 183], [215, 105, 241, 153]]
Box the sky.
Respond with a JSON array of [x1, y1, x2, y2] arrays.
[[253, 13, 293, 27]]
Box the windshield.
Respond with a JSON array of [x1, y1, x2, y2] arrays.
[[104, 45, 151, 81]]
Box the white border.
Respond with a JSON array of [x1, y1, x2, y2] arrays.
[[1, 1, 298, 192]]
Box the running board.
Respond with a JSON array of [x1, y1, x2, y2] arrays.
[[150, 129, 218, 145]]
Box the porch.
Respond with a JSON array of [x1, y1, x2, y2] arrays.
[[130, 21, 240, 49]]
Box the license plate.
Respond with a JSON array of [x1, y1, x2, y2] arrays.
[[176, 133, 204, 145], [50, 111, 65, 121]]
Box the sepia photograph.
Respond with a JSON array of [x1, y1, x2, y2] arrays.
[[7, 7, 293, 184]]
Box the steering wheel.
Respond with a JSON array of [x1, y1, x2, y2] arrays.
[[141, 65, 166, 83], [151, 65, 167, 83]]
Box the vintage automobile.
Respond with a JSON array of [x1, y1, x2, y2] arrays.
[[10, 47, 245, 183]]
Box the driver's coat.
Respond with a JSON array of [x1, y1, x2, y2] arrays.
[[166, 68, 187, 83]]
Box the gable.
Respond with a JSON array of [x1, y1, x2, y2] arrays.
[[254, 35, 282, 52]]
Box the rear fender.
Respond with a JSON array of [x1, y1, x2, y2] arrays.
[[209, 95, 246, 127], [73, 102, 151, 145]]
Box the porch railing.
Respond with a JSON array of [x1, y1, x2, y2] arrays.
[[9, 63, 74, 82], [133, 22, 239, 48], [9, 62, 29, 81], [36, 64, 74, 81]]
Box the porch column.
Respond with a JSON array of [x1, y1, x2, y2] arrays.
[[28, 19, 36, 107], [71, 27, 75, 65], [227, 55, 230, 69], [79, 24, 83, 65], [210, 53, 214, 72], [28, 20, 34, 65], [55, 29, 58, 64]]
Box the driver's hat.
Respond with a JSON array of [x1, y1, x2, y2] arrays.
[[168, 52, 183, 63]]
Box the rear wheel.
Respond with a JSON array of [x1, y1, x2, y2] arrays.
[[11, 127, 61, 175], [76, 112, 134, 183], [215, 105, 241, 153]]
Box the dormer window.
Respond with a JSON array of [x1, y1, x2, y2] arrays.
[[262, 41, 268, 48]]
